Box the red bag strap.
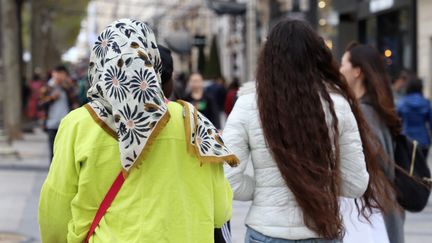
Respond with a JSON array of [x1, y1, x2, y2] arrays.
[[85, 171, 125, 243]]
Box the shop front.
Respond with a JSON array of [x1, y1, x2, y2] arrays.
[[333, 0, 417, 76]]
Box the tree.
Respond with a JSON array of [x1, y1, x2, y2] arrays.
[[1, 0, 23, 139], [198, 46, 206, 74], [30, 0, 46, 77], [31, 0, 89, 77], [0, 0, 88, 141], [203, 36, 222, 79]]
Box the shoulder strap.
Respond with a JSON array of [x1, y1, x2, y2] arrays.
[[85, 171, 125, 243]]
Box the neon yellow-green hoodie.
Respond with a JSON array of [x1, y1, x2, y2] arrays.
[[38, 102, 233, 243]]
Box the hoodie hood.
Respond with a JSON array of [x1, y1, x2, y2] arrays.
[[403, 93, 430, 109]]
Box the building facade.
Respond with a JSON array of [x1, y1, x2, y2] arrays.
[[333, 0, 417, 78], [417, 0, 432, 96]]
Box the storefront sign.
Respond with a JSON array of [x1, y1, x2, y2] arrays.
[[369, 0, 394, 13]]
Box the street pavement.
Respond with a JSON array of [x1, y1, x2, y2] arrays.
[[0, 130, 431, 243]]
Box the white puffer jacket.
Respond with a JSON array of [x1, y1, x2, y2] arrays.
[[223, 86, 369, 240]]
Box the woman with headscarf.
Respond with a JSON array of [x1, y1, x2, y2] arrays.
[[38, 19, 238, 243]]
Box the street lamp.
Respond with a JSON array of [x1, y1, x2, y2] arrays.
[[205, 0, 255, 82], [205, 0, 246, 16]]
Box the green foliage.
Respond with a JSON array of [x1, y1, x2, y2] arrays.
[[21, 2, 31, 51], [46, 0, 90, 51], [24, 0, 89, 53], [198, 47, 206, 74], [203, 36, 222, 79]]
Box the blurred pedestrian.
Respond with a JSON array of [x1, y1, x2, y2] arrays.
[[158, 45, 174, 98], [77, 77, 90, 106], [397, 78, 432, 158], [39, 19, 238, 243], [65, 78, 80, 109], [340, 42, 404, 243], [39, 65, 71, 160], [224, 19, 393, 242], [392, 69, 412, 103], [207, 76, 227, 113], [183, 73, 221, 128], [172, 72, 187, 100], [25, 73, 45, 122], [224, 77, 240, 116]]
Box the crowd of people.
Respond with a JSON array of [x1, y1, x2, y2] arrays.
[[35, 18, 431, 243], [23, 64, 89, 159], [24, 63, 238, 158]]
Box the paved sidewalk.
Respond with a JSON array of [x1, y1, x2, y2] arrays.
[[0, 128, 50, 171], [0, 130, 431, 243], [0, 129, 49, 243], [0, 170, 46, 243]]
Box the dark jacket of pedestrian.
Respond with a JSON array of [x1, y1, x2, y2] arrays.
[[397, 80, 432, 150], [224, 78, 240, 116], [206, 78, 226, 112], [361, 98, 406, 243], [183, 92, 220, 129]]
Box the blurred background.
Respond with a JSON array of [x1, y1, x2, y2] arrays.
[[1, 0, 431, 140], [0, 0, 431, 242]]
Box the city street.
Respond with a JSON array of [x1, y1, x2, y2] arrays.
[[0, 131, 431, 243], [1, 0, 432, 242]]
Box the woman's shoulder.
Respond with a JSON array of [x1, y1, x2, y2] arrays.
[[234, 81, 257, 109], [237, 81, 256, 96], [235, 93, 256, 111], [61, 106, 94, 127], [56, 106, 117, 152], [167, 101, 184, 115], [328, 92, 352, 114]]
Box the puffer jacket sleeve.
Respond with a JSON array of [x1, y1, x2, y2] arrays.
[[223, 95, 255, 201], [337, 100, 370, 198]]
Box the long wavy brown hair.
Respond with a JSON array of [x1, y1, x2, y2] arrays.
[[345, 42, 402, 135], [256, 19, 396, 239]]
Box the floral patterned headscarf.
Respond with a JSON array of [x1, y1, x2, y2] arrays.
[[85, 19, 238, 174]]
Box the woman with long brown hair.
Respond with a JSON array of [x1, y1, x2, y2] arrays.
[[340, 43, 404, 243], [223, 19, 396, 242]]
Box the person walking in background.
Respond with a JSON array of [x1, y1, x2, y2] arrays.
[[77, 77, 90, 106], [172, 72, 187, 100], [340, 42, 404, 243], [392, 69, 413, 103], [64, 78, 80, 109], [224, 19, 394, 243], [39, 19, 238, 243], [397, 78, 432, 158], [224, 77, 240, 117], [25, 73, 45, 123], [207, 76, 227, 126], [183, 73, 221, 128], [39, 65, 72, 160], [73, 66, 91, 106], [158, 45, 174, 98], [207, 76, 227, 113]]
